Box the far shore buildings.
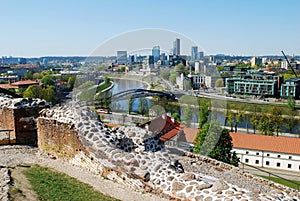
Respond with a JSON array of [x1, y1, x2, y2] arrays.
[[225, 69, 300, 99]]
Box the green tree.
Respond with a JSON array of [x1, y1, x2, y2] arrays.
[[199, 100, 209, 129], [269, 106, 283, 136], [287, 95, 296, 111], [194, 121, 239, 166], [33, 72, 43, 79], [24, 71, 33, 80], [160, 69, 170, 80], [42, 86, 56, 103], [215, 78, 224, 87], [172, 113, 180, 122], [138, 98, 148, 116], [285, 111, 298, 132], [42, 75, 55, 87], [77, 81, 94, 89], [127, 98, 134, 114], [23, 85, 43, 98], [182, 106, 193, 126], [258, 114, 273, 136], [283, 74, 296, 81], [226, 110, 235, 132], [235, 110, 245, 133], [67, 76, 76, 89], [174, 63, 186, 73], [249, 104, 261, 134], [216, 66, 224, 72], [169, 72, 177, 85]]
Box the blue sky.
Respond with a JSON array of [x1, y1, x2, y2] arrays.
[[1, 0, 300, 57]]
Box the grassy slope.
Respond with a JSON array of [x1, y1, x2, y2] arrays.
[[258, 175, 300, 190], [24, 165, 119, 201]]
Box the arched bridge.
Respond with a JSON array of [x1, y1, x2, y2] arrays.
[[111, 89, 177, 101]]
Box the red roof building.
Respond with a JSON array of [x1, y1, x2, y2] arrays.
[[230, 132, 300, 172], [0, 80, 40, 91], [140, 115, 199, 150]]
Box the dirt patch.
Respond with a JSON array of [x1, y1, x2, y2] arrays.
[[9, 166, 38, 201]]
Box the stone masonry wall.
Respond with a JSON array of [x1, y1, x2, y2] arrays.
[[0, 107, 15, 141], [0, 94, 50, 145], [37, 118, 87, 158], [37, 103, 300, 201]]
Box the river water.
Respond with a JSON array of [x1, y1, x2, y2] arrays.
[[110, 79, 149, 112], [108, 79, 299, 135]]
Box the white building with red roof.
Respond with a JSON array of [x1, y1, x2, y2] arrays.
[[230, 132, 300, 172]]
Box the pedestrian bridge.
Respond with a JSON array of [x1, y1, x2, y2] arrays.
[[111, 89, 177, 101]]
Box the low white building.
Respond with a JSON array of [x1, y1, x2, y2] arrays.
[[230, 133, 300, 172], [188, 74, 206, 89]]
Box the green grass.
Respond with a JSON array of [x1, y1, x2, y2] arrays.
[[258, 175, 300, 190], [96, 82, 112, 92], [24, 165, 119, 201]]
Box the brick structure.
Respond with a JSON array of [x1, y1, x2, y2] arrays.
[[0, 94, 49, 145], [37, 118, 86, 158]]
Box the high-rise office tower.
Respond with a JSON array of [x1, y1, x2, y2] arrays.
[[173, 38, 180, 55], [117, 51, 127, 64], [191, 46, 198, 61], [152, 46, 160, 62], [198, 51, 204, 60]]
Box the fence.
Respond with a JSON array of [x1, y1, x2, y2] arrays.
[[240, 161, 300, 191]]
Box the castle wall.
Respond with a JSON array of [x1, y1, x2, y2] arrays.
[[37, 117, 86, 158], [36, 104, 300, 200], [0, 95, 49, 145]]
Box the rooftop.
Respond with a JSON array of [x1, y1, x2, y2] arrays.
[[230, 132, 300, 155], [11, 80, 39, 86], [140, 115, 182, 142], [178, 125, 198, 143]]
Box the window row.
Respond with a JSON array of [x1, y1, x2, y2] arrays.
[[244, 159, 299, 169], [245, 151, 293, 159]]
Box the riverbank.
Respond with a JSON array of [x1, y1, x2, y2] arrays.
[[97, 80, 114, 93]]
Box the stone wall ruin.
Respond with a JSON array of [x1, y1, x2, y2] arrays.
[[0, 94, 50, 145], [37, 102, 300, 200]]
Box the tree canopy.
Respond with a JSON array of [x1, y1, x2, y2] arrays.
[[41, 75, 55, 87], [194, 121, 239, 166], [23, 85, 56, 103], [215, 78, 224, 87]]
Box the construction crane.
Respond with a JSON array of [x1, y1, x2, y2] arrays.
[[281, 50, 298, 78]]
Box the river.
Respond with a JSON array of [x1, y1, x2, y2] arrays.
[[107, 79, 299, 135], [109, 79, 150, 112]]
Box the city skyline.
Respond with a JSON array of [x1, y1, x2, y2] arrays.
[[1, 0, 300, 57]]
